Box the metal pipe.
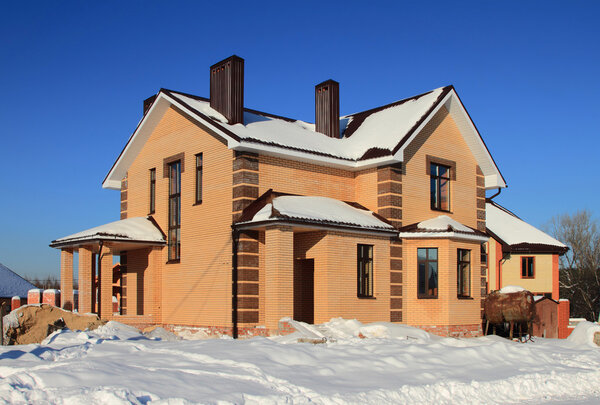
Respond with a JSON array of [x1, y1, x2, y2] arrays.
[[231, 228, 239, 339], [487, 187, 502, 201]]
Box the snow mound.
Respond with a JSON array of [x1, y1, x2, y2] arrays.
[[144, 326, 180, 341], [499, 285, 526, 294], [566, 321, 600, 347], [272, 317, 433, 343], [91, 321, 143, 340]]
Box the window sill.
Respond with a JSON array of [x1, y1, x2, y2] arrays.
[[431, 207, 452, 214], [357, 296, 376, 299], [166, 259, 180, 264], [192, 201, 203, 206], [457, 296, 473, 300], [417, 295, 438, 299], [521, 276, 535, 279]]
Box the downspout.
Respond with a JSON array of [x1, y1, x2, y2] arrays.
[[487, 187, 502, 201], [97, 240, 104, 316], [231, 227, 239, 339]]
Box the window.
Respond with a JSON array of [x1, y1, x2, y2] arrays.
[[457, 249, 471, 298], [168, 161, 181, 261], [521, 257, 534, 278], [357, 244, 373, 297], [149, 168, 156, 214], [195, 153, 203, 204], [430, 163, 450, 211], [418, 248, 438, 298], [480, 243, 487, 266]]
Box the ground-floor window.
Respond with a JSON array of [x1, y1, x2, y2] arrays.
[[418, 248, 438, 298], [457, 249, 471, 298], [357, 244, 373, 297]]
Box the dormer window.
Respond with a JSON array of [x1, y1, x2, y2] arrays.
[[430, 162, 450, 211]]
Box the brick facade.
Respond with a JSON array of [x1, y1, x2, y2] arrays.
[[59, 96, 496, 337]]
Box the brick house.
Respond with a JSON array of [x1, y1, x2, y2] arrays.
[[51, 55, 508, 337], [485, 201, 568, 300]]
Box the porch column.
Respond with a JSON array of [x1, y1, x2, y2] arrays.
[[60, 248, 74, 310], [78, 246, 94, 314], [264, 225, 294, 331], [150, 246, 163, 324], [99, 246, 114, 320]]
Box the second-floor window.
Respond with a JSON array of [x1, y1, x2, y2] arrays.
[[418, 248, 438, 298], [195, 153, 203, 204], [430, 163, 450, 211], [357, 244, 373, 297], [521, 257, 534, 278], [168, 161, 181, 261], [457, 249, 471, 298], [149, 168, 156, 214]]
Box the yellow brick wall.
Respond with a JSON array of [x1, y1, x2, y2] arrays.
[[258, 155, 355, 202], [402, 106, 479, 228], [487, 236, 554, 295], [403, 238, 482, 326], [293, 230, 390, 324], [126, 106, 233, 327]]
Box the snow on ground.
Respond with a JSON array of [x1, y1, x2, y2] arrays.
[[1, 319, 600, 404]]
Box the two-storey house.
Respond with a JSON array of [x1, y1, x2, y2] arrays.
[[51, 55, 506, 337]]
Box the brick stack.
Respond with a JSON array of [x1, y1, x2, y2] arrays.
[[233, 151, 260, 327], [377, 163, 403, 322], [27, 289, 42, 304]]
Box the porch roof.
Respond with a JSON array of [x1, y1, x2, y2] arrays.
[[235, 190, 396, 235], [397, 215, 488, 242], [50, 216, 166, 249]]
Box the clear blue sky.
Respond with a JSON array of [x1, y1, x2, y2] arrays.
[[1, 1, 598, 278]]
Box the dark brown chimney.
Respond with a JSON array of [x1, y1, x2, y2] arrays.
[[210, 55, 244, 125], [143, 95, 157, 115], [315, 79, 339, 138]]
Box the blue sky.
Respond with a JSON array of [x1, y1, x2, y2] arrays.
[[1, 1, 598, 277]]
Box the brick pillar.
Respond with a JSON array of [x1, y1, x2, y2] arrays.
[[552, 254, 560, 300], [150, 246, 163, 323], [99, 247, 114, 320], [121, 176, 128, 220], [60, 248, 74, 310], [78, 246, 94, 313], [377, 163, 403, 322], [28, 289, 42, 304], [43, 290, 60, 306], [11, 296, 21, 311], [264, 225, 294, 332]]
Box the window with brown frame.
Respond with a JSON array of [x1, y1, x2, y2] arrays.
[[195, 153, 203, 204], [430, 163, 450, 211], [457, 249, 471, 298], [168, 161, 181, 261], [418, 248, 438, 298], [357, 244, 373, 298], [521, 257, 534, 278], [149, 168, 156, 214], [480, 243, 487, 266]]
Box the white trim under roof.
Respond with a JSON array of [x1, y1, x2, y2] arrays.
[[103, 87, 505, 190], [394, 89, 506, 189]]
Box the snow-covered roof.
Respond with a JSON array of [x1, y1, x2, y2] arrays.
[[50, 217, 166, 248], [236, 193, 395, 234], [486, 202, 568, 254], [103, 86, 506, 190], [0, 262, 36, 298], [398, 215, 488, 242]]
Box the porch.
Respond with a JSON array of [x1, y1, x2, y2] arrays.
[[50, 217, 165, 322]]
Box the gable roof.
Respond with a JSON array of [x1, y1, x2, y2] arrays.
[[486, 201, 568, 254], [235, 190, 396, 235], [50, 216, 166, 248], [103, 86, 506, 190], [0, 262, 36, 298]]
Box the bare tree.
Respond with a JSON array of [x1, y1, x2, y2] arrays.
[[548, 210, 600, 321]]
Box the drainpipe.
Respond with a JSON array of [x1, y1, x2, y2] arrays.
[[97, 240, 104, 316], [231, 228, 239, 339], [487, 187, 502, 201]]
